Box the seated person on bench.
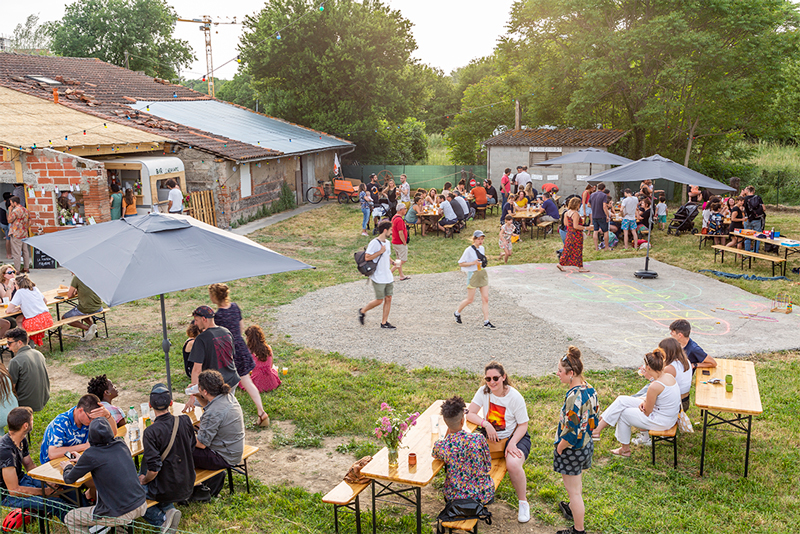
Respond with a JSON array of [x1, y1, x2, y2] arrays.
[[139, 383, 195, 533], [432, 396, 494, 505], [64, 275, 104, 341], [191, 370, 245, 496], [469, 184, 488, 211], [62, 418, 147, 533], [86, 375, 125, 427], [7, 274, 52, 347], [437, 195, 458, 233], [539, 192, 559, 224]]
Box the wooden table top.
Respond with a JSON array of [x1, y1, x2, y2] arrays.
[[360, 400, 478, 487], [512, 208, 544, 219], [729, 231, 799, 249], [118, 402, 202, 457], [0, 287, 69, 319], [29, 453, 91, 488], [695, 359, 762, 415]]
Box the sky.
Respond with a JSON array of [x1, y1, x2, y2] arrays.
[[1, 0, 517, 80]]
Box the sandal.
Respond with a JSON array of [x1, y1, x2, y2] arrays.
[[256, 413, 270, 428], [610, 447, 631, 457], [556, 265, 566, 272], [400, 276, 411, 281]]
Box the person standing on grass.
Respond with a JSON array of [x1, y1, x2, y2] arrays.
[[5, 328, 49, 413], [656, 195, 668, 230], [399, 174, 411, 210], [455, 231, 494, 329], [358, 220, 396, 329], [500, 168, 512, 206], [7, 196, 29, 274], [359, 183, 372, 236], [499, 215, 515, 264], [166, 179, 183, 215], [589, 183, 610, 252], [620, 189, 639, 250], [554, 346, 598, 534], [743, 185, 766, 252], [390, 204, 410, 281]]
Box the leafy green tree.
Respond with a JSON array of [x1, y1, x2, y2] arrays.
[[215, 72, 259, 111], [240, 0, 424, 162], [46, 0, 195, 80], [415, 66, 459, 135], [10, 14, 51, 53], [364, 118, 428, 165]]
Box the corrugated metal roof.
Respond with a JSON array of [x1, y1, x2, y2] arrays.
[[483, 128, 628, 147], [136, 100, 351, 159]]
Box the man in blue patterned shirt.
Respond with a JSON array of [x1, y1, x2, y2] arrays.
[[40, 394, 117, 464]]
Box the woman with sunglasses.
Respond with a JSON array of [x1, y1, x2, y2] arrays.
[[0, 265, 17, 301], [466, 361, 531, 523], [554, 347, 598, 534], [591, 349, 680, 457]]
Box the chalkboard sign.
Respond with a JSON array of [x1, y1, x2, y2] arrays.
[[33, 248, 57, 269]]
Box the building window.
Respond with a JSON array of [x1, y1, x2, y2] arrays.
[[240, 163, 251, 198]]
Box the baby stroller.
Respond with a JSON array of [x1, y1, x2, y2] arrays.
[[667, 203, 700, 236]]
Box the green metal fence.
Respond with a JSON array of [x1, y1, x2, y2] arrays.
[[342, 165, 487, 191]]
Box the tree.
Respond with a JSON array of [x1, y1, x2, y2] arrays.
[[46, 0, 195, 80], [240, 0, 425, 162], [215, 72, 259, 112], [10, 14, 51, 53], [498, 0, 800, 164], [415, 66, 459, 135]]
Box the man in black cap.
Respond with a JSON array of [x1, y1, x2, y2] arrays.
[[183, 306, 239, 413], [139, 383, 195, 534]]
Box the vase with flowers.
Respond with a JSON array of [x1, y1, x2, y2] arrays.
[[374, 403, 420, 468]]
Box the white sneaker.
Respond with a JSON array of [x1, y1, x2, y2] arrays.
[[82, 324, 97, 341], [631, 432, 651, 446], [518, 500, 530, 523], [162, 508, 181, 534]]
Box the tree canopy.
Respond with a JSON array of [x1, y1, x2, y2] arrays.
[[240, 0, 426, 163], [46, 0, 194, 80], [445, 0, 800, 166], [10, 14, 51, 54]]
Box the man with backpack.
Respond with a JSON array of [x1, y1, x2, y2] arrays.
[[742, 186, 766, 252], [358, 220, 396, 329]]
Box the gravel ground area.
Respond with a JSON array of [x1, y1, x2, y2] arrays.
[[275, 270, 607, 377]]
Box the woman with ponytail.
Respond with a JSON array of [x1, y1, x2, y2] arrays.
[[554, 346, 598, 534], [592, 349, 680, 457]]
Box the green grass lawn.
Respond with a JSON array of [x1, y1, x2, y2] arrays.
[[27, 202, 800, 533]]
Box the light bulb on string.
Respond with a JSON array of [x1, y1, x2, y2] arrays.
[[236, 56, 241, 63], [276, 33, 281, 40]]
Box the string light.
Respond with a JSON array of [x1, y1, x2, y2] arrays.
[[276, 33, 281, 40]]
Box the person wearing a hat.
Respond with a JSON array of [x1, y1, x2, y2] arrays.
[[138, 383, 195, 533], [183, 306, 239, 414], [61, 417, 147, 534], [454, 231, 495, 328]]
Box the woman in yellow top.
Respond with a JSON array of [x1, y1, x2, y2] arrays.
[[514, 191, 528, 209], [122, 188, 138, 217]]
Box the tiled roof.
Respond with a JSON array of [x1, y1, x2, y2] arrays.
[[0, 54, 351, 160], [483, 128, 628, 147]]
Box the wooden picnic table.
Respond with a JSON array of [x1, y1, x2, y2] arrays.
[[360, 400, 478, 534], [695, 358, 762, 477], [0, 287, 69, 320], [512, 208, 545, 239], [730, 230, 800, 264]]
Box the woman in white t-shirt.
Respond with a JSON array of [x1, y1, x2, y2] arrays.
[[466, 361, 532, 523], [454, 231, 494, 328], [659, 337, 692, 412], [7, 274, 52, 346]]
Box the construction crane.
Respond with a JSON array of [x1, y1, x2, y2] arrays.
[[176, 16, 240, 98]]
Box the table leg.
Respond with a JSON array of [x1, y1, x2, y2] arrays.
[[415, 486, 421, 534], [744, 415, 752, 478], [700, 409, 708, 477], [371, 480, 376, 534]]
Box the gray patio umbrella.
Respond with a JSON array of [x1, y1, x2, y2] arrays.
[[576, 155, 734, 279], [578, 154, 736, 193], [535, 147, 633, 174], [25, 213, 314, 391]]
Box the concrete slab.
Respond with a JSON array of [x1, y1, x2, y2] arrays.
[[490, 257, 800, 368]]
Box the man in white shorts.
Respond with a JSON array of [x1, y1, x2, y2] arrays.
[[358, 220, 396, 329], [620, 188, 639, 250]]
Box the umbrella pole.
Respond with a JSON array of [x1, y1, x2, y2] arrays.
[[635, 208, 658, 279], [160, 294, 173, 392]]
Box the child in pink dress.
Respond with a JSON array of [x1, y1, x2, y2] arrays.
[[245, 325, 281, 393]]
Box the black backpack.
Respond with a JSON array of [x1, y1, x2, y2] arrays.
[[436, 498, 492, 533], [354, 248, 377, 277]]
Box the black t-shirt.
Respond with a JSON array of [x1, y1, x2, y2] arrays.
[[188, 326, 240, 388], [0, 434, 27, 489], [486, 186, 497, 200], [367, 182, 379, 198], [729, 206, 744, 231]]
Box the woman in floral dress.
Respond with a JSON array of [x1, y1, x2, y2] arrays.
[[558, 197, 591, 273]]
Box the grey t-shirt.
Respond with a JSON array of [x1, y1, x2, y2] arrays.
[[8, 346, 50, 412], [197, 393, 244, 466]]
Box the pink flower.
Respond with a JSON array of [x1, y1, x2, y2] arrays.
[[375, 429, 383, 439], [398, 432, 404, 441], [381, 416, 390, 427], [380, 402, 391, 411], [400, 422, 408, 432]]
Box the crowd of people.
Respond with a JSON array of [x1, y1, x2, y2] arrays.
[[431, 318, 714, 533]]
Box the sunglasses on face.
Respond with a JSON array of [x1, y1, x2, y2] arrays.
[[5, 271, 14, 275], [484, 376, 502, 383]]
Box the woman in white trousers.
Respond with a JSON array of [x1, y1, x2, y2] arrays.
[[592, 349, 680, 457]]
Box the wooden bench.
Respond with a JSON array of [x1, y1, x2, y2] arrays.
[[712, 245, 787, 276], [475, 207, 487, 220], [194, 444, 259, 495], [443, 224, 457, 238], [535, 220, 557, 239], [439, 457, 508, 533], [322, 480, 371, 534], [487, 202, 499, 216], [27, 308, 111, 352], [697, 233, 717, 250], [649, 424, 678, 469]]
